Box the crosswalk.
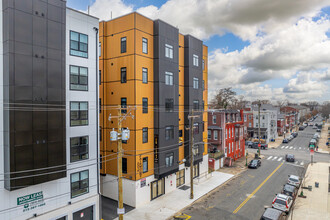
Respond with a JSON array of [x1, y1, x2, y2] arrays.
[[266, 155, 305, 166], [280, 145, 309, 151]]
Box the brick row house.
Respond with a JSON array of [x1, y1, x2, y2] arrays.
[[208, 110, 245, 161], [243, 108, 253, 139]]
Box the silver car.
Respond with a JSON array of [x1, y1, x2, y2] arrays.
[[272, 194, 293, 213], [287, 175, 300, 187]]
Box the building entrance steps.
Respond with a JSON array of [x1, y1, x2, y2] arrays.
[[114, 172, 234, 220]]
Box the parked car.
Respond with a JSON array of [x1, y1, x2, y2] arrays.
[[246, 141, 254, 147], [272, 194, 293, 214], [260, 208, 286, 220], [285, 154, 295, 162], [282, 184, 297, 198], [316, 128, 321, 132], [291, 132, 298, 138], [299, 126, 305, 131], [287, 135, 294, 141], [248, 159, 261, 169], [251, 142, 268, 149], [287, 175, 300, 187], [313, 126, 317, 129], [282, 139, 289, 143]]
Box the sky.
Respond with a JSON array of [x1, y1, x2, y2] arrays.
[[67, 0, 330, 104]]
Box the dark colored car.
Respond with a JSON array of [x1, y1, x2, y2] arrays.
[[246, 141, 254, 148], [248, 159, 261, 169], [299, 126, 305, 131], [282, 184, 297, 198], [282, 139, 289, 143], [316, 129, 321, 132], [291, 132, 298, 138], [260, 208, 286, 220], [285, 154, 295, 162]]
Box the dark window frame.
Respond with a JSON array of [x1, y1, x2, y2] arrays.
[[70, 136, 89, 163], [165, 126, 174, 140], [69, 65, 88, 91], [142, 38, 148, 54], [70, 31, 88, 58], [142, 67, 148, 83], [165, 98, 174, 112], [71, 170, 89, 198], [70, 101, 88, 127], [193, 100, 199, 110], [143, 127, 148, 143], [143, 157, 148, 173], [121, 67, 127, 83], [121, 98, 127, 114], [143, 98, 148, 113], [122, 158, 127, 174], [121, 37, 127, 53]]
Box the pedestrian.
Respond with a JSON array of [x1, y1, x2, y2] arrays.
[[316, 145, 319, 151]]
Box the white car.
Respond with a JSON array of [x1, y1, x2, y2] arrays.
[[287, 175, 300, 187], [272, 194, 293, 213]]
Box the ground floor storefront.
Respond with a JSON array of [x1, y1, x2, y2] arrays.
[[101, 155, 209, 208]]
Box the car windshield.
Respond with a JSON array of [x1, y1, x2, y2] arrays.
[[284, 185, 294, 192], [251, 160, 258, 164], [289, 178, 298, 182], [275, 199, 286, 205], [287, 155, 294, 158]]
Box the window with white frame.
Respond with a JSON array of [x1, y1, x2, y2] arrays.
[[212, 115, 216, 124], [165, 44, 173, 59], [193, 54, 199, 66], [214, 130, 218, 140], [165, 72, 173, 85], [193, 77, 199, 89], [249, 122, 251, 127], [232, 128, 234, 137], [71, 170, 89, 198], [142, 38, 148, 54], [208, 130, 211, 139], [142, 68, 148, 83]]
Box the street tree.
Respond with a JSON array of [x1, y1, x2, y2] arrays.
[[320, 101, 330, 119], [210, 87, 237, 109]]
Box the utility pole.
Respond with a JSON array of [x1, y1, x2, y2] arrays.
[[188, 109, 199, 200], [117, 106, 124, 220], [258, 101, 261, 156]]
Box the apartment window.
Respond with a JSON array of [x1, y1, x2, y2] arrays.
[[193, 54, 199, 66], [165, 126, 174, 140], [193, 78, 199, 89], [176, 169, 185, 187], [165, 98, 174, 112], [121, 98, 127, 114], [179, 130, 183, 137], [165, 72, 173, 85], [70, 136, 89, 162], [70, 102, 88, 126], [142, 68, 148, 83], [99, 70, 101, 85], [165, 153, 174, 167], [232, 128, 234, 137], [202, 59, 205, 70], [70, 31, 88, 58], [121, 37, 127, 53], [249, 115, 251, 120], [229, 128, 231, 138], [214, 130, 218, 140], [226, 129, 227, 139], [122, 158, 127, 174], [262, 123, 265, 127], [256, 123, 258, 127], [121, 67, 127, 83], [71, 170, 89, 198], [143, 157, 148, 173], [212, 115, 216, 124], [142, 38, 148, 54], [70, 66, 88, 91], [193, 164, 199, 178], [165, 44, 173, 59], [244, 115, 247, 122], [100, 127, 102, 141], [122, 128, 128, 144], [262, 115, 265, 120], [193, 100, 199, 110], [208, 130, 211, 139], [99, 98, 101, 113], [143, 127, 148, 143], [99, 42, 101, 57], [194, 123, 199, 134], [143, 98, 148, 113], [202, 80, 205, 90]]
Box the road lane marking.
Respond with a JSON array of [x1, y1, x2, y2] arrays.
[[278, 157, 283, 161], [294, 147, 297, 150], [295, 161, 298, 164], [267, 156, 273, 160], [299, 147, 301, 150], [281, 146, 285, 149], [285, 146, 289, 149], [233, 162, 284, 214], [289, 146, 293, 149], [300, 162, 304, 166], [273, 156, 278, 160]]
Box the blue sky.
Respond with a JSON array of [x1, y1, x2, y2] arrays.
[[67, 0, 330, 103]]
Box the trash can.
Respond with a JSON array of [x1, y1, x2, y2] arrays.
[[315, 182, 319, 188], [255, 153, 259, 159]]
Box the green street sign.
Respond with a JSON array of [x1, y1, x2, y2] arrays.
[[17, 191, 43, 205]]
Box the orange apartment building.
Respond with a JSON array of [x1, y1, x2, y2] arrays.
[[99, 12, 208, 207]]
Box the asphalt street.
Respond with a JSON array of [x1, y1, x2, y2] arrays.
[[178, 117, 329, 220]]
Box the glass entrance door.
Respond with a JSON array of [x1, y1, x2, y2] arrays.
[[151, 178, 165, 200]]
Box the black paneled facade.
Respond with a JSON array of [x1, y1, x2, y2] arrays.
[[2, 0, 66, 190], [184, 35, 204, 166], [153, 20, 180, 179]]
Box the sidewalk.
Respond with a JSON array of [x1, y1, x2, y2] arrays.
[[289, 162, 330, 220], [268, 136, 284, 149], [115, 172, 234, 220], [318, 123, 330, 154]]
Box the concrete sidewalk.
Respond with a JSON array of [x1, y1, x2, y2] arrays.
[[290, 162, 330, 220], [268, 136, 284, 149], [115, 172, 234, 220]]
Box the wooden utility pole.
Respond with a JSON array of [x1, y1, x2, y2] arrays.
[[258, 101, 261, 156], [117, 106, 124, 220], [188, 110, 199, 200]]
